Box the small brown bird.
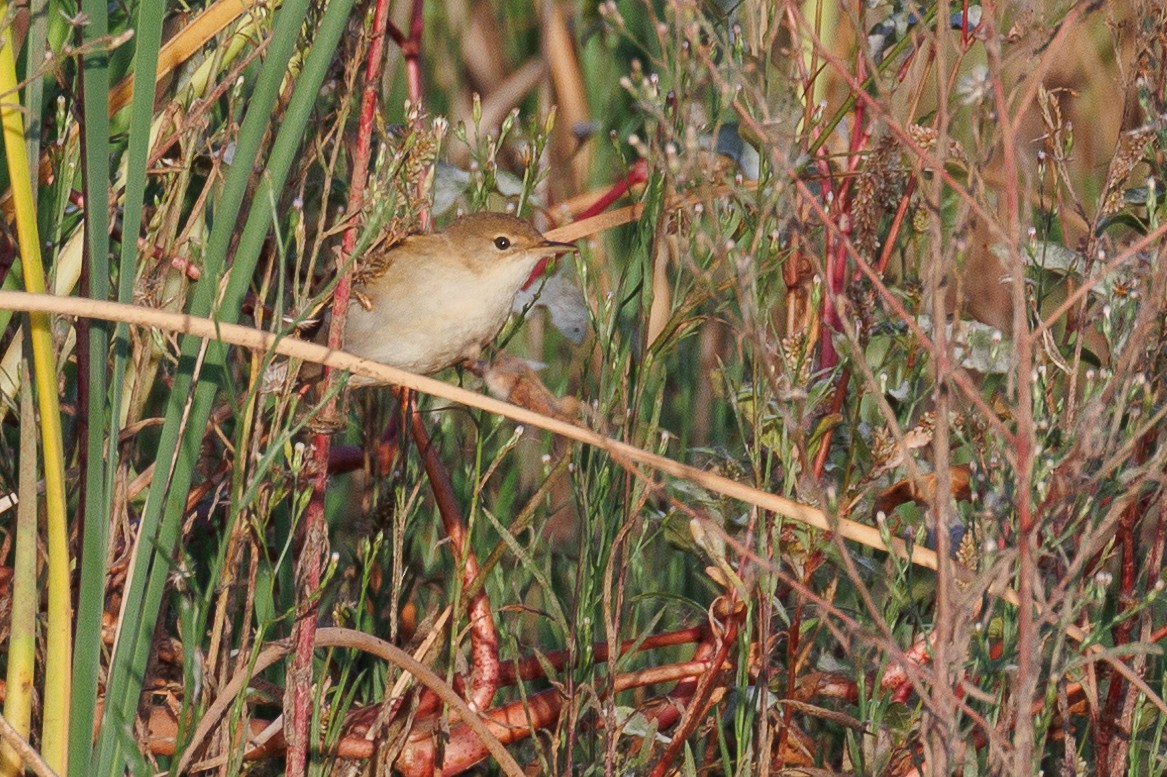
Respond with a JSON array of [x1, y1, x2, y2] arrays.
[[344, 212, 576, 382]]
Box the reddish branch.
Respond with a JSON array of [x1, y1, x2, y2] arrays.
[[500, 626, 705, 683], [406, 400, 501, 715], [143, 625, 732, 775], [574, 158, 648, 221], [810, 174, 915, 479], [286, 0, 396, 774], [379, 630, 732, 775], [812, 368, 849, 479], [876, 179, 916, 275], [393, 626, 708, 723], [647, 600, 741, 777], [816, 56, 874, 372], [1094, 434, 1155, 771], [387, 0, 426, 113]]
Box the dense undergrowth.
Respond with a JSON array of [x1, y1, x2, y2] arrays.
[[0, 1, 1166, 775]]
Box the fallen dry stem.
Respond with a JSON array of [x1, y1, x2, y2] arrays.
[[4, 291, 1164, 717], [0, 291, 936, 569], [0, 712, 57, 777], [174, 627, 524, 777]]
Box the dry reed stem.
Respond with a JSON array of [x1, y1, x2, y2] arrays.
[[1, 291, 930, 567], [173, 627, 524, 777], [4, 290, 1164, 716], [0, 295, 983, 573], [0, 714, 56, 777]]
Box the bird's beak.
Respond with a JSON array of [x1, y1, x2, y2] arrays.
[[538, 239, 578, 255], [524, 240, 577, 290]]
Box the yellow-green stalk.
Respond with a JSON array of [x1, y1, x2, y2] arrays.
[[0, 5, 72, 772]]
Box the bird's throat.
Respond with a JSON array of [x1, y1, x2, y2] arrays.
[[521, 257, 552, 291]]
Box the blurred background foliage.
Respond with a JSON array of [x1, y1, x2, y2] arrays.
[[0, 0, 1166, 775]]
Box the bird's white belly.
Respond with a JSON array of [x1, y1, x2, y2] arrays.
[[344, 261, 521, 374]]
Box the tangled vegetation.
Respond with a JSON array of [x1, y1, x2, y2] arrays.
[[0, 1, 1165, 775]]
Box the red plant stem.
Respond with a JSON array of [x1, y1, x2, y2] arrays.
[[776, 587, 803, 762], [647, 614, 738, 777], [822, 224, 848, 370], [388, 0, 428, 226], [150, 614, 1167, 771], [819, 71, 870, 372], [498, 625, 704, 685], [815, 164, 846, 369], [846, 60, 869, 166], [805, 80, 838, 367], [1145, 503, 1167, 596], [575, 158, 649, 221], [518, 160, 649, 291], [407, 0, 424, 103], [810, 174, 913, 476], [877, 178, 917, 274], [1095, 502, 1138, 768], [392, 621, 729, 774], [1095, 432, 1153, 769], [728, 96, 1012, 449], [286, 1, 394, 774], [761, 9, 1025, 433], [393, 650, 727, 777], [977, 8, 1037, 767], [408, 404, 500, 715], [812, 367, 849, 479], [323, 625, 709, 761], [388, 0, 425, 107], [402, 625, 708, 722], [144, 635, 733, 773]]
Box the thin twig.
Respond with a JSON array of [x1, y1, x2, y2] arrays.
[[0, 714, 57, 777], [7, 290, 1167, 723], [286, 0, 395, 773]]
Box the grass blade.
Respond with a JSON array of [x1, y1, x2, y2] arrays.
[[0, 4, 71, 771], [69, 0, 166, 770]]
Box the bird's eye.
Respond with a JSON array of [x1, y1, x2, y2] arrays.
[[493, 236, 511, 250]]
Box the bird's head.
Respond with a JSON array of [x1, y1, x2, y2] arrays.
[[444, 212, 576, 282]]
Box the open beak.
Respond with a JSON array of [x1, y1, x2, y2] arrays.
[[524, 240, 578, 290], [538, 239, 578, 255]]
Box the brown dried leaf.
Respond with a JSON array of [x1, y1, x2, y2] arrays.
[[875, 465, 972, 516], [481, 353, 581, 422]]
